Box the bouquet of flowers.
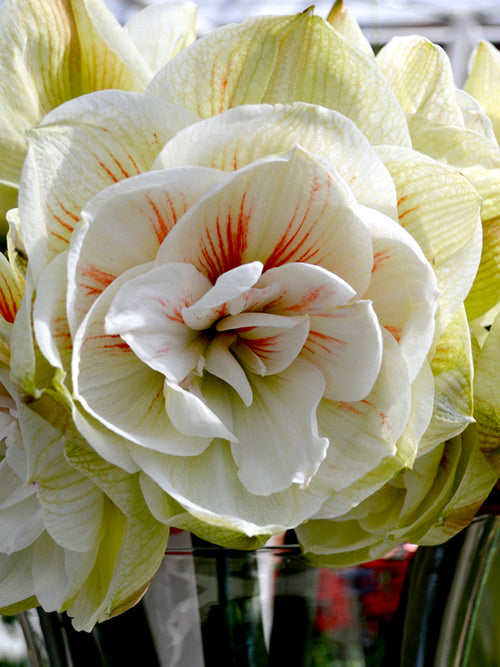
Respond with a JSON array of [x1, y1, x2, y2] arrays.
[[0, 0, 499, 640]]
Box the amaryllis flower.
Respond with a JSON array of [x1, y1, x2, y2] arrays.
[[7, 8, 488, 598], [0, 0, 196, 226]]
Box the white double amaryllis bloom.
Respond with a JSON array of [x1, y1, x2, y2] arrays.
[[4, 7, 495, 620], [0, 0, 196, 226]]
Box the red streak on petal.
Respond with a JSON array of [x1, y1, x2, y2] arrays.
[[95, 157, 119, 183], [201, 194, 251, 282], [372, 249, 391, 273], [385, 325, 403, 342], [337, 401, 363, 415], [47, 203, 74, 234], [283, 285, 330, 314], [102, 340, 130, 351], [56, 200, 80, 223], [127, 154, 141, 175], [398, 205, 420, 222], [49, 229, 70, 243], [264, 177, 329, 270], [148, 294, 185, 323], [308, 330, 345, 354], [79, 266, 116, 297], [146, 195, 170, 243], [245, 335, 282, 361], [360, 399, 389, 427]]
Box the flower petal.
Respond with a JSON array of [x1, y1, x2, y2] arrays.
[[20, 91, 199, 280], [219, 311, 310, 376], [154, 103, 398, 219], [73, 265, 212, 456], [124, 1, 197, 76], [135, 440, 327, 536], [0, 0, 141, 191], [182, 261, 264, 330], [361, 205, 440, 381], [377, 36, 464, 127], [105, 262, 212, 382], [313, 330, 411, 498], [229, 358, 328, 496], [465, 41, 500, 142], [147, 12, 410, 146], [377, 145, 482, 336], [157, 148, 374, 296], [67, 166, 225, 335]]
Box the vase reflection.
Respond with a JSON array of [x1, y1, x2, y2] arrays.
[[11, 517, 500, 666]]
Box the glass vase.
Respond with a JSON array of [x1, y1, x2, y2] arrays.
[[13, 515, 500, 666]]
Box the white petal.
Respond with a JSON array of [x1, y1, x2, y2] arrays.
[[135, 440, 327, 534], [257, 262, 356, 314], [306, 301, 383, 402], [163, 380, 236, 441], [313, 330, 411, 498], [73, 265, 211, 456], [219, 312, 310, 376], [20, 91, 199, 280], [182, 261, 263, 330], [157, 149, 374, 297], [67, 165, 224, 335], [205, 335, 253, 407], [105, 262, 212, 382], [153, 103, 398, 219], [361, 205, 440, 381], [229, 358, 328, 496]]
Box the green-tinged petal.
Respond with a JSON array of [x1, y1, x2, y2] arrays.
[[376, 145, 482, 337], [10, 276, 57, 401], [377, 36, 464, 127], [0, 182, 17, 236], [456, 89, 498, 142], [465, 41, 500, 142], [474, 310, 500, 474], [407, 114, 500, 324], [153, 103, 398, 220], [0, 251, 24, 331], [16, 399, 103, 553], [0, 0, 142, 188], [326, 0, 374, 58], [65, 440, 169, 630], [416, 427, 497, 545], [19, 91, 199, 280], [421, 305, 474, 452], [140, 473, 274, 550], [124, 1, 197, 75], [147, 11, 410, 147], [133, 439, 326, 538]]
